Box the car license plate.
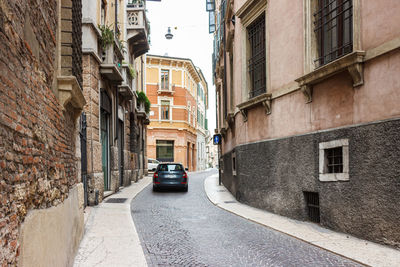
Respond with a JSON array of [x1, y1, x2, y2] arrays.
[[165, 174, 175, 178]]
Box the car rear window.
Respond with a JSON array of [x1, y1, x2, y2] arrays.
[[158, 164, 184, 172]]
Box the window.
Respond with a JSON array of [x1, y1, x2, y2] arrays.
[[326, 147, 343, 173], [161, 100, 170, 120], [101, 0, 106, 25], [247, 13, 266, 98], [206, 0, 215, 12], [188, 104, 191, 124], [161, 69, 169, 90], [314, 0, 353, 67], [156, 140, 174, 162], [158, 164, 183, 172], [319, 139, 349, 181], [209, 10, 216, 33]]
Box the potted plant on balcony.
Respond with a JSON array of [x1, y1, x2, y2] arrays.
[[137, 91, 150, 114], [98, 24, 114, 50]]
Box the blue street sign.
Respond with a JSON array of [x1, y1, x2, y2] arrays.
[[213, 134, 222, 145]]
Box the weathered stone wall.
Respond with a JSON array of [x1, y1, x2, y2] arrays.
[[222, 119, 400, 248], [0, 1, 81, 264], [82, 53, 104, 204]]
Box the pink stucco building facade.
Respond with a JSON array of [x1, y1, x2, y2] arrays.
[[212, 0, 400, 248]]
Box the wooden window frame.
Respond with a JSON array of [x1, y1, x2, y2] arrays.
[[160, 100, 170, 120], [161, 69, 169, 90]]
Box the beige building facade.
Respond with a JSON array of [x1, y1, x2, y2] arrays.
[[81, 0, 150, 205], [212, 0, 400, 248]]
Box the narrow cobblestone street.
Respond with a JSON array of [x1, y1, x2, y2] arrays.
[[131, 170, 362, 267]]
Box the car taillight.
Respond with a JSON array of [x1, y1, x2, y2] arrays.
[[182, 172, 187, 179], [153, 172, 158, 178]]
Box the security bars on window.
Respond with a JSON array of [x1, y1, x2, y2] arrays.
[[247, 14, 266, 98], [314, 0, 353, 67], [326, 147, 343, 173]]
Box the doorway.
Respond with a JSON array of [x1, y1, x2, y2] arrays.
[[156, 140, 174, 162], [101, 110, 110, 190], [118, 119, 124, 186], [100, 90, 111, 191]]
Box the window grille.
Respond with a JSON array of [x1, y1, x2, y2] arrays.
[[72, 0, 82, 88], [247, 14, 266, 98], [161, 100, 170, 120], [326, 147, 343, 173], [314, 0, 353, 67], [304, 192, 320, 223]]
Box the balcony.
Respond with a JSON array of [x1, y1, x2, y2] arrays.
[[100, 40, 123, 82], [126, 0, 150, 58], [118, 65, 134, 99], [136, 101, 150, 124], [157, 83, 175, 95]]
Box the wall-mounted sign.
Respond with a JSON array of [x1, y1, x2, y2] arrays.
[[213, 134, 222, 145]]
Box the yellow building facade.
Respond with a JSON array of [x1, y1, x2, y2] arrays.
[[146, 55, 208, 171]]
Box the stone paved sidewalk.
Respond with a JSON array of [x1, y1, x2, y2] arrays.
[[73, 177, 152, 267], [204, 174, 400, 267]]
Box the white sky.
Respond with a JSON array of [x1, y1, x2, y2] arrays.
[[146, 0, 216, 132]]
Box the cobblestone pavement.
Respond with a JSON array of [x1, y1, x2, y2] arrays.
[[131, 170, 363, 267]]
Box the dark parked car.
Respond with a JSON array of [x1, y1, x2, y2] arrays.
[[153, 163, 188, 192]]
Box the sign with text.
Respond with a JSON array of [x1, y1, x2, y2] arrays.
[[213, 134, 222, 145]]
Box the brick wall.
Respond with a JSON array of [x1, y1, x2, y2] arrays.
[[0, 1, 79, 265]]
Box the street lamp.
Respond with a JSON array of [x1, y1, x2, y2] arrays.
[[165, 27, 173, 40]]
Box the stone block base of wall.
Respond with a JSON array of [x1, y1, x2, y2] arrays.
[[110, 170, 120, 192], [87, 172, 104, 205], [221, 118, 400, 248], [123, 170, 132, 187], [18, 184, 84, 266], [131, 170, 139, 183]]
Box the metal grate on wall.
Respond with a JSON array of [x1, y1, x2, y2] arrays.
[[72, 0, 83, 88], [304, 191, 320, 223], [247, 13, 266, 98]]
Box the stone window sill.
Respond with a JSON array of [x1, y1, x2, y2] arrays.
[[319, 173, 349, 182], [237, 92, 271, 122], [295, 51, 365, 103]]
